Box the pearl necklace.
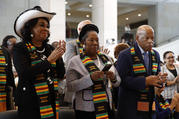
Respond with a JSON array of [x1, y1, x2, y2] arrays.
[[36, 48, 45, 53]]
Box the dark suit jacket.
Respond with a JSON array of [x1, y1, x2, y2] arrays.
[[116, 42, 161, 119], [1, 46, 15, 110], [13, 42, 65, 119], [1, 46, 15, 88]]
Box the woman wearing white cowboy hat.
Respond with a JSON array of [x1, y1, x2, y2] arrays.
[[13, 6, 65, 119]]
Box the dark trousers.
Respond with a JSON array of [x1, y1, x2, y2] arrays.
[[18, 100, 56, 119], [138, 112, 156, 119], [75, 110, 96, 119], [75, 110, 114, 119], [118, 111, 156, 119], [18, 105, 41, 119], [174, 112, 179, 119]]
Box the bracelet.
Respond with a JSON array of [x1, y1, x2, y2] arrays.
[[111, 79, 117, 83]]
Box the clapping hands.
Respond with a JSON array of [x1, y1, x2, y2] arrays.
[[47, 40, 66, 63], [91, 71, 104, 81], [146, 72, 167, 88], [90, 70, 115, 83]]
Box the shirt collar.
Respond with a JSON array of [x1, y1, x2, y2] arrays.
[[137, 43, 148, 55]]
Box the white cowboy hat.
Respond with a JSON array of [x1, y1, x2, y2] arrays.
[[14, 6, 56, 38]]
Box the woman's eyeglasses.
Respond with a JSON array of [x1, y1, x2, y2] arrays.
[[166, 56, 175, 59]]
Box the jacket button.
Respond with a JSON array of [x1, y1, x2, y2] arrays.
[[47, 69, 50, 73], [23, 87, 26, 91]]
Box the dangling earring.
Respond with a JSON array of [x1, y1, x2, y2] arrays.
[[30, 34, 34, 38], [83, 44, 85, 49]]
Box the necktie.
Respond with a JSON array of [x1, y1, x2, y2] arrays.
[[143, 52, 149, 71]]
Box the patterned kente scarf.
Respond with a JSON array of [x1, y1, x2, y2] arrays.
[[156, 95, 170, 110], [25, 42, 59, 119], [130, 47, 158, 113], [80, 50, 110, 119], [160, 101, 170, 110], [0, 47, 7, 110], [76, 39, 83, 54]]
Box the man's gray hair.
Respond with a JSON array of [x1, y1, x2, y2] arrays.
[[136, 25, 154, 41], [136, 29, 146, 41], [77, 20, 92, 34]]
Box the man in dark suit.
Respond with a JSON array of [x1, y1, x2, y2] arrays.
[[116, 25, 166, 119]]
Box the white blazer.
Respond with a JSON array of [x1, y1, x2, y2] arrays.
[[161, 64, 179, 99], [66, 55, 121, 112]]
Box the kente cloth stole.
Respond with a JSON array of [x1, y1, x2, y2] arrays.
[[0, 47, 7, 110], [80, 51, 110, 119], [26, 42, 59, 119], [130, 47, 158, 112], [160, 101, 170, 110], [76, 39, 83, 54], [157, 95, 170, 110]]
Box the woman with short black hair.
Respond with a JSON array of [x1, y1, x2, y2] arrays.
[[66, 24, 121, 119]]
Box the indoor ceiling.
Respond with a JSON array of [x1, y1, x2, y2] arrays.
[[66, 0, 154, 28]]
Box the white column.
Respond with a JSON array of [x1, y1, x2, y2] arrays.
[[40, 0, 66, 43], [92, 0, 118, 58], [156, 2, 179, 45]]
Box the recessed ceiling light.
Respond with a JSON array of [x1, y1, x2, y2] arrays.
[[89, 4, 92, 8], [138, 14, 141, 17], [125, 18, 129, 20], [67, 13, 71, 16], [86, 14, 90, 18], [65, 1, 68, 5]]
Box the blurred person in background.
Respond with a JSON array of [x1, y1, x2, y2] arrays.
[[161, 51, 179, 103], [51, 41, 59, 49], [2, 35, 18, 87], [112, 43, 129, 109], [64, 20, 92, 66], [121, 32, 134, 46], [155, 85, 179, 119], [2, 35, 17, 56], [114, 43, 129, 66], [0, 35, 16, 112], [124, 24, 131, 33], [0, 43, 15, 112], [1, 35, 17, 111], [177, 55, 179, 62]]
